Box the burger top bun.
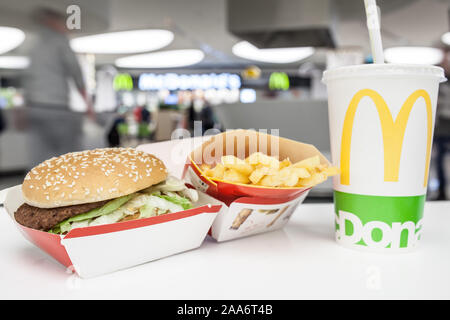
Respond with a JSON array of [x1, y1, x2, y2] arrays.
[[22, 148, 168, 208]]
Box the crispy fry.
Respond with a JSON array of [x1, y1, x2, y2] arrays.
[[248, 166, 270, 184], [293, 167, 311, 178], [259, 174, 284, 187], [283, 175, 299, 187], [223, 168, 250, 184], [245, 152, 280, 169], [324, 166, 340, 176], [200, 164, 211, 171], [200, 164, 213, 177], [279, 158, 292, 169], [297, 172, 327, 187], [292, 155, 320, 169], [222, 155, 254, 175], [210, 163, 226, 179]]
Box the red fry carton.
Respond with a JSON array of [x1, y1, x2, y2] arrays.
[[4, 185, 222, 278], [182, 129, 330, 242]]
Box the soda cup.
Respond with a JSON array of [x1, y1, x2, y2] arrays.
[[323, 64, 446, 252]]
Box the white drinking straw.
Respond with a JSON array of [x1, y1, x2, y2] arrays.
[[364, 0, 385, 64]]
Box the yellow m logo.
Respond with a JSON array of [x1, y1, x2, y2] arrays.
[[340, 89, 433, 187]]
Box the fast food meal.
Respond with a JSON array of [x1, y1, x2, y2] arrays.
[[200, 152, 339, 188], [14, 148, 198, 234]]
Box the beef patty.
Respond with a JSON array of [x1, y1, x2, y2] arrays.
[[14, 200, 109, 231]]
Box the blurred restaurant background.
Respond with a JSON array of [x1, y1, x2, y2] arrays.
[[0, 0, 449, 201]]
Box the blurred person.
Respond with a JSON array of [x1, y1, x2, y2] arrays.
[[199, 103, 216, 133], [23, 8, 93, 167], [435, 51, 450, 200], [435, 92, 450, 200], [188, 98, 217, 134], [107, 114, 126, 147], [136, 106, 153, 141]]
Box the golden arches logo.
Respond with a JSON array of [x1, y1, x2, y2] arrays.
[[340, 89, 433, 187]]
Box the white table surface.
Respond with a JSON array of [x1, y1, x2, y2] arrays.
[[1, 201, 450, 300]]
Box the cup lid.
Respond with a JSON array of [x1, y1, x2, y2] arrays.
[[322, 63, 446, 84]]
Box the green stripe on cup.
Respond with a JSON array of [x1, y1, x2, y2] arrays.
[[334, 191, 425, 249]]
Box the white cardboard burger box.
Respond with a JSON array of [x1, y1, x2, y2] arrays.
[[2, 141, 224, 278], [4, 186, 222, 278], [137, 132, 328, 242]]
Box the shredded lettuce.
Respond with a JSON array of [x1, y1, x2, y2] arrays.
[[69, 220, 89, 230], [158, 194, 192, 210], [88, 209, 128, 227], [48, 194, 133, 234], [47, 176, 198, 234], [139, 204, 156, 218], [89, 193, 149, 227], [146, 195, 184, 212]]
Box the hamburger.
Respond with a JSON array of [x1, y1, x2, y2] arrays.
[[14, 148, 198, 234]]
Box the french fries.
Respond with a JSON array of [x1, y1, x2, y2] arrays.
[[223, 168, 250, 184], [221, 155, 254, 175], [201, 153, 339, 188], [248, 166, 270, 184]]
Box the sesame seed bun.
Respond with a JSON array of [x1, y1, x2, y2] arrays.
[[22, 148, 168, 208]]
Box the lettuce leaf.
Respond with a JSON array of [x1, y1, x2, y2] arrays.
[[48, 194, 133, 234], [139, 204, 156, 218], [158, 194, 192, 210], [47, 191, 193, 234]]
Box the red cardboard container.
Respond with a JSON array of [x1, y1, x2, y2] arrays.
[[4, 185, 223, 278], [183, 130, 330, 241]]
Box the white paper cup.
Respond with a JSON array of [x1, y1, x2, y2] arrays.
[[323, 63, 446, 252]]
